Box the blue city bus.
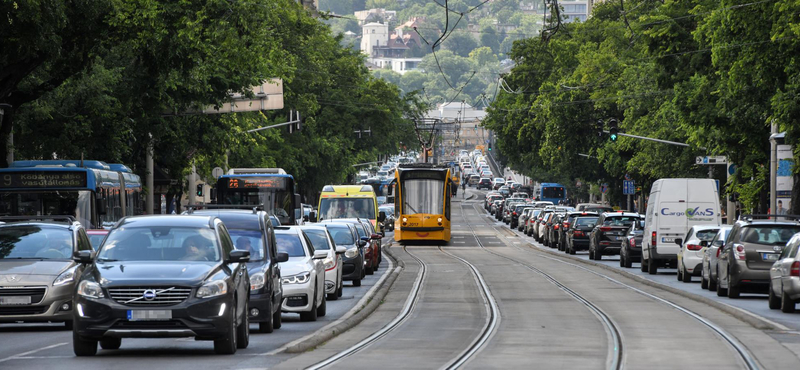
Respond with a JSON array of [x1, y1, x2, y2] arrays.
[[539, 183, 567, 204], [363, 177, 397, 205], [0, 160, 143, 228], [214, 168, 299, 225]]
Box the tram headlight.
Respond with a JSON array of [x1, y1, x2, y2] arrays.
[[437, 217, 442, 222], [402, 218, 407, 223]]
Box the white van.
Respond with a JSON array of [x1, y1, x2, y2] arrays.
[[642, 178, 721, 275]]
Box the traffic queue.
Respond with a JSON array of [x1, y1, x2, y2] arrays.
[[0, 160, 391, 356], [484, 177, 800, 315]]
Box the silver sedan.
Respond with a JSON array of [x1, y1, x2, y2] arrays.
[[769, 232, 800, 313]]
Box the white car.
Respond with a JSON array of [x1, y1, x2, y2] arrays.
[[677, 225, 721, 283], [275, 227, 327, 321], [300, 226, 346, 300]]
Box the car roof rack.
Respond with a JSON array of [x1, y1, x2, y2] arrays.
[[185, 204, 264, 214], [739, 214, 800, 222], [0, 215, 77, 224]]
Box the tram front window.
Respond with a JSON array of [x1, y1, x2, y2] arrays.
[[0, 191, 92, 227], [402, 179, 444, 215]]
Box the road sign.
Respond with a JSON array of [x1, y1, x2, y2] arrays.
[[696, 156, 728, 165], [212, 167, 225, 179], [728, 163, 737, 175], [623, 180, 635, 195], [600, 183, 608, 194]]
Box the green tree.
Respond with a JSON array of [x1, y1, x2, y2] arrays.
[[441, 31, 478, 57]]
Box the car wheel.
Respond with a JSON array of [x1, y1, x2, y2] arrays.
[[73, 330, 98, 356], [353, 278, 362, 287], [781, 290, 796, 313], [768, 286, 781, 310], [594, 249, 602, 260], [640, 258, 648, 272], [214, 303, 238, 355], [647, 259, 658, 275], [272, 306, 282, 329], [727, 270, 740, 298], [568, 244, 576, 255], [619, 252, 625, 267], [327, 291, 339, 300], [708, 272, 717, 291], [99, 337, 121, 350], [677, 264, 683, 281], [681, 265, 692, 283], [701, 274, 709, 290], [236, 302, 250, 349], [716, 270, 728, 296], [260, 303, 275, 333], [317, 292, 327, 317], [366, 265, 374, 275], [588, 247, 594, 260]]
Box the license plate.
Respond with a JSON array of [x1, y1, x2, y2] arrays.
[[0, 296, 31, 305], [127, 310, 172, 321], [761, 253, 779, 262], [615, 236, 623, 241], [662, 237, 675, 243]]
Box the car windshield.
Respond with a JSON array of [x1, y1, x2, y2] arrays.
[[740, 225, 800, 245], [97, 226, 221, 262], [0, 226, 73, 259], [303, 229, 331, 251], [319, 198, 376, 221], [230, 229, 265, 261], [275, 233, 306, 257], [327, 225, 355, 245], [602, 216, 639, 226]]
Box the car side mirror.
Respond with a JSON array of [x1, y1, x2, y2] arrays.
[[309, 212, 317, 223], [313, 250, 328, 260], [674, 238, 683, 246], [335, 246, 346, 255], [358, 240, 367, 248], [73, 250, 95, 264], [228, 249, 250, 263], [700, 240, 708, 247], [303, 215, 309, 222], [361, 236, 371, 242], [371, 233, 382, 240], [378, 211, 386, 222], [275, 252, 289, 263]]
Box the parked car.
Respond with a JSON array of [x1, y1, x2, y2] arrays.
[[320, 222, 366, 286], [558, 212, 598, 251], [300, 226, 345, 300], [485, 194, 503, 211], [498, 186, 510, 198], [539, 212, 557, 246], [72, 215, 251, 356], [491, 199, 504, 217], [0, 216, 92, 329], [478, 178, 494, 190], [502, 198, 527, 224], [566, 215, 600, 255], [545, 213, 565, 249], [769, 232, 800, 312], [676, 225, 721, 283], [275, 227, 327, 321], [588, 212, 642, 260], [642, 178, 721, 275], [701, 225, 733, 291], [187, 208, 288, 333], [620, 219, 646, 267], [534, 210, 555, 242], [717, 216, 800, 298]]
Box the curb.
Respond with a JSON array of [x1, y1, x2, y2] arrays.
[[284, 240, 404, 353], [519, 240, 785, 331]]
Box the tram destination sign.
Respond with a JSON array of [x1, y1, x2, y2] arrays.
[[227, 177, 287, 189], [1, 171, 87, 188]]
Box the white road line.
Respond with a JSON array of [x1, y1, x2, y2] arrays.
[[0, 342, 68, 363], [14, 356, 72, 360], [453, 242, 466, 244]]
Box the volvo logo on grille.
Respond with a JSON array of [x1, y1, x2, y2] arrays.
[[142, 289, 157, 301]]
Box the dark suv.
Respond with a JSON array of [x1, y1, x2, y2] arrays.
[[588, 212, 642, 260], [0, 216, 93, 328], [566, 215, 599, 255], [186, 206, 289, 333], [717, 215, 800, 298], [72, 215, 252, 356], [477, 178, 493, 190]]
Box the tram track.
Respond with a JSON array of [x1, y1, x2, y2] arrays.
[[458, 202, 624, 370], [468, 200, 761, 370]]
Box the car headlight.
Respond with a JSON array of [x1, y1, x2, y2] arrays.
[[323, 256, 335, 270], [54, 266, 77, 286], [249, 272, 265, 291], [344, 247, 359, 258], [77, 280, 104, 299], [197, 280, 228, 298], [281, 272, 311, 285]]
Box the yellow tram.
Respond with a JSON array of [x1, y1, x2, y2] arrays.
[[394, 164, 452, 243]]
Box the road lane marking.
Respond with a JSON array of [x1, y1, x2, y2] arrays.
[[0, 342, 68, 363]]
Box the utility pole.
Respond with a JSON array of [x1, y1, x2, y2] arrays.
[[146, 133, 154, 214], [770, 121, 778, 214]]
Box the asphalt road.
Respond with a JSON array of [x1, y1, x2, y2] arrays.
[[3, 192, 800, 369]]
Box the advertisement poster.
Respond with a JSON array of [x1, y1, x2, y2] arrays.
[[777, 144, 793, 213]]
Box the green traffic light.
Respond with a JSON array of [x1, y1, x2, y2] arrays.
[[610, 133, 618, 141]]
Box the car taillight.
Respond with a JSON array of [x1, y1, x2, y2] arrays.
[[563, 222, 570, 229], [574, 230, 584, 237], [686, 244, 702, 251], [600, 226, 612, 232], [735, 244, 746, 260], [554, 225, 559, 230], [791, 261, 800, 277], [651, 231, 657, 247], [513, 212, 517, 215], [629, 238, 636, 248]]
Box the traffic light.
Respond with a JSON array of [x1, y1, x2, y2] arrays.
[[488, 142, 492, 151], [196, 184, 203, 197], [608, 119, 618, 142], [596, 120, 604, 137]]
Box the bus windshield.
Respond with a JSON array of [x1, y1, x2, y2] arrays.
[[542, 187, 565, 199], [219, 189, 294, 225], [319, 198, 376, 221], [402, 179, 444, 215], [0, 191, 93, 228]]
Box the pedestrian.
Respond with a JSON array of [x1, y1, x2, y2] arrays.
[[462, 181, 466, 198], [777, 200, 788, 215]]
